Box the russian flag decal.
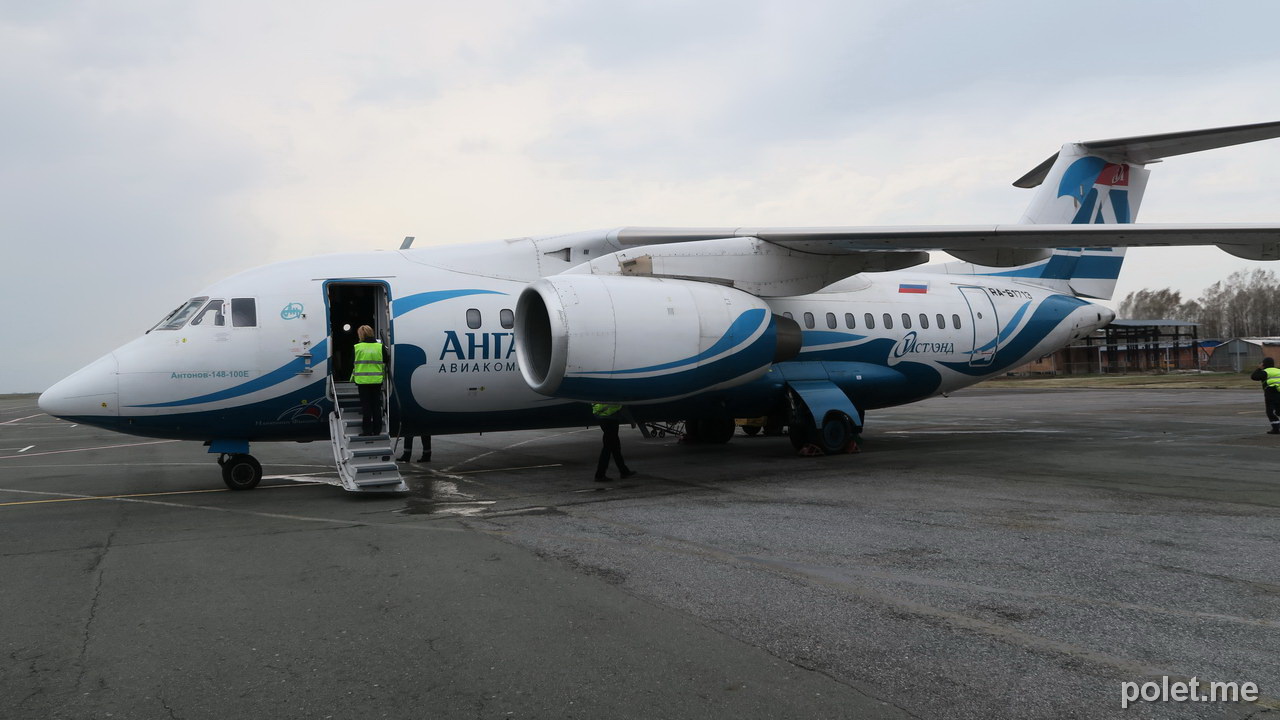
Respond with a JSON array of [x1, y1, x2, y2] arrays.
[[898, 283, 928, 294]]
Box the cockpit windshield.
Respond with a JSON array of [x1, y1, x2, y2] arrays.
[[150, 297, 209, 332], [190, 299, 226, 327]]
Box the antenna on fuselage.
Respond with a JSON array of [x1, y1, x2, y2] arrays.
[[400, 236, 415, 250]]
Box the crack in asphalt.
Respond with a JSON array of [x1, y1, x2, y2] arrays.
[[75, 530, 115, 691]]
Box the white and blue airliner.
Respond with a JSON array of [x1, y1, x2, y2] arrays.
[[38, 121, 1280, 492]]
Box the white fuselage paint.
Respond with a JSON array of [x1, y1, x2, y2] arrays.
[[39, 232, 1113, 442]]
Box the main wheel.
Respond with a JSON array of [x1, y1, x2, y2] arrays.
[[696, 417, 736, 444], [682, 419, 702, 443], [221, 454, 263, 491], [742, 424, 761, 436], [817, 412, 856, 454]]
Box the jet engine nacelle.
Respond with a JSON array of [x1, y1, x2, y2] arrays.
[[515, 275, 801, 403]]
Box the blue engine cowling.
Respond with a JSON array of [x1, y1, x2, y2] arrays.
[[515, 275, 801, 403]]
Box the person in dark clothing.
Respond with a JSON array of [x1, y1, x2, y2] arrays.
[[592, 403, 634, 482], [1250, 357, 1280, 434], [398, 434, 431, 462]]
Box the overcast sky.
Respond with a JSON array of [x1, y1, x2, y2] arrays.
[[5, 1, 1280, 392]]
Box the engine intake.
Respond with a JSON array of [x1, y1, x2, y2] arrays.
[[516, 275, 799, 403]]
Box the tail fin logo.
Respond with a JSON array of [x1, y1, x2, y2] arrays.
[[1057, 157, 1132, 224]]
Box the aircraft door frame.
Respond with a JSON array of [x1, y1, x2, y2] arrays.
[[958, 286, 999, 367], [322, 279, 395, 384]]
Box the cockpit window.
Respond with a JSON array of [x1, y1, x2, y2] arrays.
[[151, 297, 209, 331], [190, 299, 226, 327], [231, 298, 257, 327]]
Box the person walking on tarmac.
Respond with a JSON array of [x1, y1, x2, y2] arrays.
[[1250, 357, 1280, 434], [352, 325, 388, 436], [592, 402, 635, 482], [398, 434, 431, 463]]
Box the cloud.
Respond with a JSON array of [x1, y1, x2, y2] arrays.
[[5, 0, 1280, 391]]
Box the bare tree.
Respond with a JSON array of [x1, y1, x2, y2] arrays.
[[1117, 288, 1192, 321], [1117, 269, 1280, 338]]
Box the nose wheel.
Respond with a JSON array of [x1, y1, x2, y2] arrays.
[[218, 453, 263, 490]]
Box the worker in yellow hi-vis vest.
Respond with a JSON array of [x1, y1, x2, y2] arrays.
[[591, 402, 635, 482], [1251, 357, 1280, 434], [351, 325, 388, 436]]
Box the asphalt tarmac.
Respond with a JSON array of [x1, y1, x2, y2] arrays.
[[2, 387, 1278, 719]]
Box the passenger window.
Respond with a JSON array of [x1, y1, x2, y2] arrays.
[[936, 313, 946, 329], [864, 313, 875, 330], [500, 309, 515, 329], [919, 313, 929, 329], [952, 314, 962, 328], [231, 298, 257, 327], [191, 299, 225, 327], [803, 312, 815, 329], [844, 313, 855, 329], [466, 308, 482, 329], [825, 312, 837, 329], [783, 311, 793, 320], [883, 313, 894, 330], [901, 313, 912, 329], [153, 297, 208, 331]]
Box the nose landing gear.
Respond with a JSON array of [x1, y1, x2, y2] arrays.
[[217, 453, 263, 490]]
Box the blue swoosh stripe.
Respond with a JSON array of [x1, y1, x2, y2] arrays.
[[801, 330, 867, 347], [130, 340, 330, 408], [134, 289, 506, 409], [577, 308, 768, 376], [1072, 254, 1124, 279], [974, 301, 1031, 353], [986, 253, 1122, 280], [940, 295, 1089, 376], [558, 322, 777, 401]]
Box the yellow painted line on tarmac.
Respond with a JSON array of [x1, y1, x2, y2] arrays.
[[0, 482, 323, 507]]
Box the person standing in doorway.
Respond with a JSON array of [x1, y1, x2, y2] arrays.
[[352, 325, 387, 436], [1251, 357, 1280, 434], [592, 403, 634, 482]]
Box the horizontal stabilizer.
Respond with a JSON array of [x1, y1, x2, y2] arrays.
[[1014, 120, 1280, 188]]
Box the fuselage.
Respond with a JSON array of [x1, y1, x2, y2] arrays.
[[38, 230, 1114, 442]]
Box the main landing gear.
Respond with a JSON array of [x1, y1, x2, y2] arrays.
[[217, 453, 263, 490], [788, 409, 859, 455], [681, 416, 736, 444], [787, 386, 861, 456]]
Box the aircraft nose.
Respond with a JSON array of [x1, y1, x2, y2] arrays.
[[39, 352, 120, 419]]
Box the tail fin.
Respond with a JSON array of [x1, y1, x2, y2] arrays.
[[931, 120, 1280, 300], [1018, 144, 1151, 225]]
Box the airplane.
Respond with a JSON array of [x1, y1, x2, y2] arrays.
[[37, 120, 1280, 493]]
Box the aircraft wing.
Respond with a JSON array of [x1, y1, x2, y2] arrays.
[[611, 223, 1280, 260], [571, 224, 1280, 296]]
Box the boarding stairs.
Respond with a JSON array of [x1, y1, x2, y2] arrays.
[[325, 378, 407, 493]]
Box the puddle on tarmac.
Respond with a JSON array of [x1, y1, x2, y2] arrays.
[[400, 477, 496, 516]]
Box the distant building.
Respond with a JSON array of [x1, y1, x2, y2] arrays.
[[1204, 337, 1280, 372], [1012, 319, 1202, 375]]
